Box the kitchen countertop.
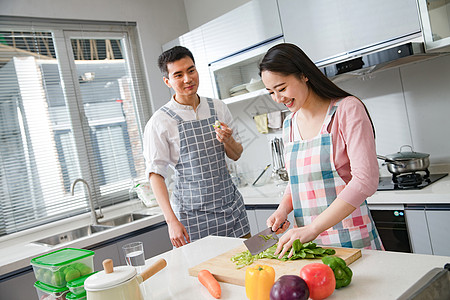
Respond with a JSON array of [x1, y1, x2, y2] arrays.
[[139, 235, 450, 300], [2, 164, 449, 278]]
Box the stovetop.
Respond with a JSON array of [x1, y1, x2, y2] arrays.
[[377, 173, 448, 191]]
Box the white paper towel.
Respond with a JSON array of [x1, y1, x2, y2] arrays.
[[268, 111, 282, 129]]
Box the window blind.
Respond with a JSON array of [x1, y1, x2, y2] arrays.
[[0, 18, 150, 236]]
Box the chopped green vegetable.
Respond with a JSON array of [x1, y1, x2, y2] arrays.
[[231, 240, 336, 269], [259, 234, 276, 241]]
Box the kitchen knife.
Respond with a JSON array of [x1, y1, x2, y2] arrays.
[[243, 221, 286, 256]]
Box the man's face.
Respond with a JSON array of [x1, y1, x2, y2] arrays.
[[163, 56, 199, 98]]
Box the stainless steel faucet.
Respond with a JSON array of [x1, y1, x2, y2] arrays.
[[71, 178, 104, 225]]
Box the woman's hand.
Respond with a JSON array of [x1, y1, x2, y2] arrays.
[[267, 209, 290, 234], [274, 225, 320, 258], [167, 219, 190, 248]]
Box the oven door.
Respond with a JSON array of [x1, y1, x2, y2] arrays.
[[369, 204, 412, 253]]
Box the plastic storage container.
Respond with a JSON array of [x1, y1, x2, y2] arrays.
[[34, 281, 69, 300], [66, 271, 97, 295], [31, 248, 94, 288], [66, 291, 87, 300]]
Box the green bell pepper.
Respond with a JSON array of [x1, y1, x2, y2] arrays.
[[321, 256, 353, 289]]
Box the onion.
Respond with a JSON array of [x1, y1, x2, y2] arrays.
[[270, 275, 309, 300]]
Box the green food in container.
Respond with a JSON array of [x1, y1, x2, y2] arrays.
[[66, 271, 98, 295], [66, 290, 87, 300], [30, 248, 94, 288], [34, 281, 69, 300]]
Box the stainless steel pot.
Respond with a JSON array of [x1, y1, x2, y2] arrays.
[[377, 145, 430, 175]]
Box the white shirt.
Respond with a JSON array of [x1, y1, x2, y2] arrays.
[[143, 96, 241, 179]]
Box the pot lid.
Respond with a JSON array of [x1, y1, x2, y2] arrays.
[[386, 145, 429, 160], [387, 151, 429, 160], [84, 265, 136, 291]]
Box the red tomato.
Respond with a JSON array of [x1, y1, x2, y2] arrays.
[[299, 263, 336, 300]]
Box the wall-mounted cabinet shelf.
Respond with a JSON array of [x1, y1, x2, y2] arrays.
[[222, 88, 269, 104], [418, 0, 450, 52]]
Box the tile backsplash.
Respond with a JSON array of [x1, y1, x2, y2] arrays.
[[228, 53, 450, 174]]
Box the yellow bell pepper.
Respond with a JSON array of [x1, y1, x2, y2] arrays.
[[245, 264, 275, 300]]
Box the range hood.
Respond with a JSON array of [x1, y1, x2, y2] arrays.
[[318, 36, 444, 81]]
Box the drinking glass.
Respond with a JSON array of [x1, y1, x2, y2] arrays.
[[122, 241, 145, 267]]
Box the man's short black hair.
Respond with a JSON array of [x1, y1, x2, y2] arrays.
[[157, 46, 195, 78]]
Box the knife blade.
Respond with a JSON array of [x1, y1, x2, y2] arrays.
[[243, 221, 286, 256]]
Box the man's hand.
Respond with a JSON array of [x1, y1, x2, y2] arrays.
[[214, 122, 243, 160], [167, 219, 190, 248]]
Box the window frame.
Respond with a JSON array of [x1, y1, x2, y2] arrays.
[[0, 17, 152, 236]]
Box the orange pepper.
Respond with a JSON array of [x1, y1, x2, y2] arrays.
[[245, 264, 275, 300]]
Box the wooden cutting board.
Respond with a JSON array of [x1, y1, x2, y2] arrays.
[[188, 244, 361, 286]]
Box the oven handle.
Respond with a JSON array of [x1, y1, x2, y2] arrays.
[[404, 204, 450, 211]]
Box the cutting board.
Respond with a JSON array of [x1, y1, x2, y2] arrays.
[[188, 244, 361, 286]]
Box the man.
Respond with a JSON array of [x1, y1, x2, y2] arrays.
[[143, 46, 250, 247]]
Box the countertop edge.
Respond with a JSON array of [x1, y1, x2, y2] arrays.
[[0, 208, 165, 278]]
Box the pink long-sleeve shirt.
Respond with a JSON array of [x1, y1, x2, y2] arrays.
[[285, 96, 379, 208]]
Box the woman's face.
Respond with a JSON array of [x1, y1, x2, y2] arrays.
[[261, 71, 310, 112]]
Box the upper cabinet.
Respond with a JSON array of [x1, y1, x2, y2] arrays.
[[278, 0, 421, 64], [163, 0, 283, 102], [418, 0, 450, 52], [201, 0, 282, 64], [163, 0, 450, 103]]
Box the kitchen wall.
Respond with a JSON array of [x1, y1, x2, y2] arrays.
[[227, 53, 450, 175]]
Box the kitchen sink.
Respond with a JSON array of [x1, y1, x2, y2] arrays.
[[32, 224, 113, 246], [97, 213, 153, 227]]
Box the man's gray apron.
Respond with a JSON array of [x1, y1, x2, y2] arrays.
[[161, 98, 250, 241]]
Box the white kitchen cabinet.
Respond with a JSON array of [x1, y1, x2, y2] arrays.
[[278, 0, 421, 64], [405, 205, 450, 256], [425, 209, 450, 256], [405, 208, 433, 254], [201, 0, 282, 64], [209, 37, 283, 100], [418, 0, 450, 52], [163, 0, 283, 101]]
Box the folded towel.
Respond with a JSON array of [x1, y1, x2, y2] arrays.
[[267, 111, 282, 129], [254, 113, 269, 134]]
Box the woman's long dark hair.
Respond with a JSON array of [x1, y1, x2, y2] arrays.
[[259, 43, 350, 99], [259, 43, 375, 136]]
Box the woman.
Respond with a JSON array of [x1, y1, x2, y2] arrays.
[[259, 43, 384, 258]]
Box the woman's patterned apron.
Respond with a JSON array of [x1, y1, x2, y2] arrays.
[[283, 99, 384, 249], [161, 98, 250, 242]]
